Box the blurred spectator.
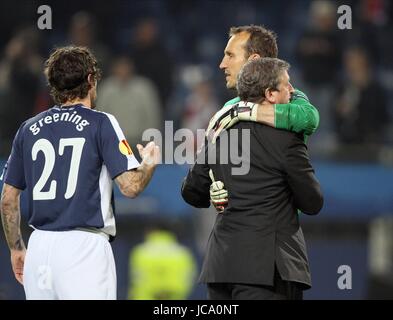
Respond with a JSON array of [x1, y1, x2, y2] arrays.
[[344, 0, 387, 66], [181, 70, 220, 150], [182, 81, 218, 132], [0, 27, 43, 157], [128, 227, 196, 300], [97, 55, 162, 148], [68, 11, 111, 76], [334, 47, 389, 145], [296, 0, 343, 155], [130, 17, 174, 111], [296, 0, 342, 86]]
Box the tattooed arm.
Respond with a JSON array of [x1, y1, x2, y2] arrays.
[[115, 166, 156, 198], [115, 142, 160, 198], [1, 183, 26, 285]]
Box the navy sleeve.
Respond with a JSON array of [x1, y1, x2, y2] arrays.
[[3, 126, 26, 190], [99, 112, 140, 179]]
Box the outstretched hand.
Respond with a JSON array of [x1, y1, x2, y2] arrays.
[[137, 141, 161, 168]]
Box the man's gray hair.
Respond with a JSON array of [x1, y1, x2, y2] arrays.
[[237, 57, 290, 103]]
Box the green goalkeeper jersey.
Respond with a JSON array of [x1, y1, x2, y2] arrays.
[[223, 89, 319, 138]]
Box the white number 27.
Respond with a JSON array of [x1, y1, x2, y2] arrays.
[[32, 138, 85, 200]]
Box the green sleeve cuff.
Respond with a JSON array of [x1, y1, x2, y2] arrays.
[[291, 89, 310, 102], [274, 89, 320, 136]]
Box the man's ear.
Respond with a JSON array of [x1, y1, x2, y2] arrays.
[[248, 53, 261, 61], [87, 74, 95, 87], [264, 88, 276, 104]]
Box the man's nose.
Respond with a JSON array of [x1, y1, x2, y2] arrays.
[[219, 57, 227, 70], [289, 82, 295, 93]]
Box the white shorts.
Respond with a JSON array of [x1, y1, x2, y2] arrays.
[[23, 229, 116, 300]]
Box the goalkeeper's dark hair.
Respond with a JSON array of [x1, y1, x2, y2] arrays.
[[229, 25, 278, 59], [237, 57, 290, 103], [44, 46, 101, 105]]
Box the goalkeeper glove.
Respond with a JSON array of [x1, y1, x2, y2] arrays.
[[209, 169, 228, 213], [206, 101, 258, 144]]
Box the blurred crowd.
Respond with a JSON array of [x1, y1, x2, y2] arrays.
[[0, 0, 392, 162], [0, 0, 392, 300]]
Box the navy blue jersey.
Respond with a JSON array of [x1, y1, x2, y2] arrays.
[[2, 104, 140, 236]]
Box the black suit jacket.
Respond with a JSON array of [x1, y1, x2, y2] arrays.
[[181, 122, 323, 289]]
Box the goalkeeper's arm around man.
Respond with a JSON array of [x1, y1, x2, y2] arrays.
[[207, 89, 319, 143]]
